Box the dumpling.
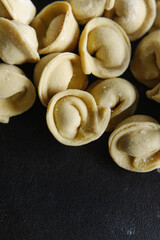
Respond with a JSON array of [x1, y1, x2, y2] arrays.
[[0, 0, 36, 24], [34, 52, 88, 107], [46, 89, 111, 146], [104, 0, 156, 41], [79, 17, 131, 78], [66, 0, 115, 25], [0, 18, 40, 65], [0, 63, 36, 123], [108, 115, 160, 172], [87, 78, 138, 131], [130, 30, 160, 88], [150, 0, 160, 32], [31, 1, 80, 55], [146, 83, 160, 103]]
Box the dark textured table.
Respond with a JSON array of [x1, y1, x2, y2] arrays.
[[0, 1, 160, 239]]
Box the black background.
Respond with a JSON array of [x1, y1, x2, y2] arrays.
[[0, 1, 160, 239]]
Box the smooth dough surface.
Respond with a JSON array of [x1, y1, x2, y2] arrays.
[[46, 89, 111, 146], [104, 0, 156, 41], [108, 115, 160, 172], [87, 78, 138, 131], [0, 63, 36, 123], [0, 0, 36, 24], [34, 53, 88, 107], [130, 30, 160, 88], [146, 83, 160, 103], [150, 0, 160, 32], [79, 17, 131, 78], [0, 18, 40, 65], [31, 1, 80, 55]]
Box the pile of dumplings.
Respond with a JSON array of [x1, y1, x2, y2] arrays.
[[0, 0, 160, 173]]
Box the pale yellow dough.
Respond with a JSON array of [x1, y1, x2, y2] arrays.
[[104, 0, 156, 41], [0, 63, 36, 123], [79, 17, 131, 78], [31, 1, 80, 55], [87, 78, 138, 131], [0, 18, 40, 65], [0, 0, 36, 24], [108, 115, 160, 172], [66, 0, 115, 25], [146, 83, 160, 103], [46, 89, 111, 146], [150, 0, 160, 32], [34, 53, 89, 107], [130, 30, 160, 88]]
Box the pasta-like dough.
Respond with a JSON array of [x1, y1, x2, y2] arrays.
[[108, 115, 160, 172], [79, 17, 131, 78], [150, 0, 160, 32], [34, 53, 88, 107], [87, 78, 138, 131], [0, 63, 36, 123], [130, 30, 160, 88], [146, 83, 160, 103], [66, 0, 115, 25], [31, 1, 80, 55], [46, 89, 111, 146], [0, 0, 36, 24], [0, 18, 40, 65], [104, 0, 156, 41]]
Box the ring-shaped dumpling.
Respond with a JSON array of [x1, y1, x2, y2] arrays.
[[0, 18, 40, 65], [108, 115, 160, 172], [87, 78, 138, 131], [104, 0, 156, 41], [79, 17, 131, 78], [46, 89, 111, 146], [0, 63, 36, 123], [0, 0, 36, 24], [130, 30, 160, 88], [150, 0, 160, 32], [31, 1, 80, 55], [34, 53, 89, 107], [66, 0, 115, 25], [146, 83, 160, 103]]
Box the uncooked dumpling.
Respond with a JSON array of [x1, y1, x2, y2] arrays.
[[146, 83, 160, 103], [0, 18, 40, 65], [31, 1, 80, 55], [46, 89, 111, 146], [0, 64, 36, 123], [104, 0, 156, 41], [79, 17, 131, 78], [87, 78, 138, 131], [108, 115, 160, 172], [34, 53, 88, 107]]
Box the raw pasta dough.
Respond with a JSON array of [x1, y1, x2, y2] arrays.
[[146, 83, 160, 103], [104, 0, 156, 41], [108, 115, 160, 172], [46, 89, 111, 146], [34, 53, 88, 107], [0, 0, 36, 24], [31, 1, 80, 55], [0, 64, 36, 123], [87, 78, 138, 131], [130, 30, 160, 88], [150, 0, 160, 32], [79, 17, 131, 78], [0, 18, 40, 65]]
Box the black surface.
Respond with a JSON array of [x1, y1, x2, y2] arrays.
[[0, 1, 160, 240]]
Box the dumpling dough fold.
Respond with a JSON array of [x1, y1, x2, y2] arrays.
[[108, 115, 160, 172], [0, 18, 40, 65], [150, 0, 160, 32], [46, 89, 111, 146], [34, 53, 88, 107], [79, 17, 131, 78], [146, 83, 160, 103], [0, 64, 36, 123], [130, 30, 160, 88], [31, 1, 80, 55], [87, 78, 138, 131]]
